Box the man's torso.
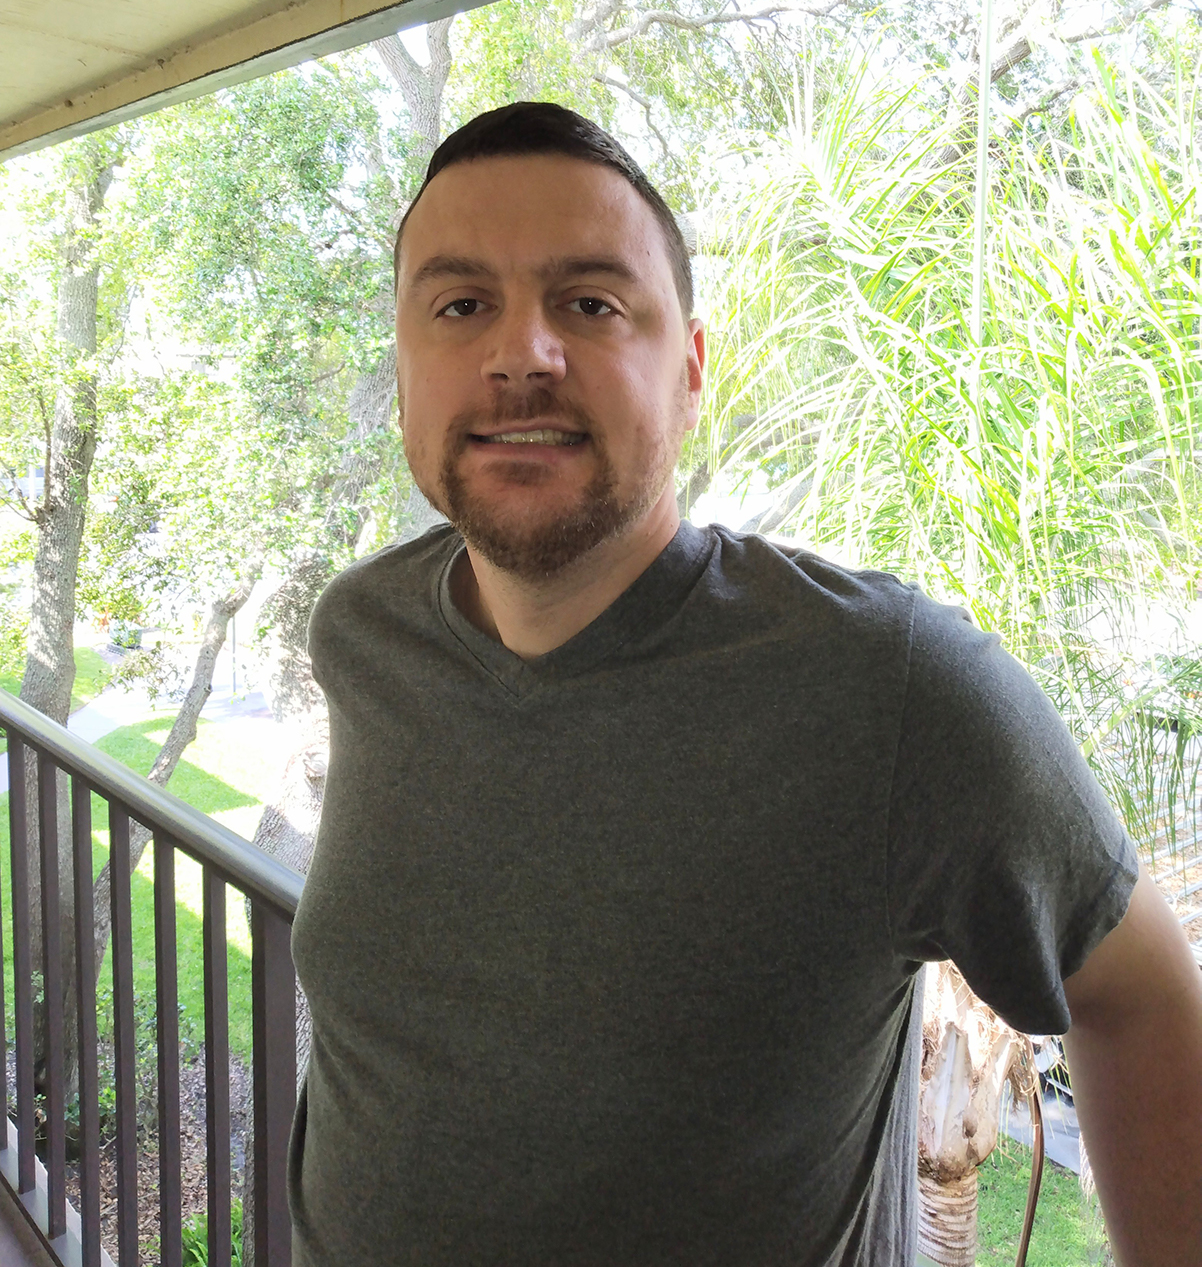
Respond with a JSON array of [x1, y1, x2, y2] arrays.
[[288, 520, 1135, 1265]]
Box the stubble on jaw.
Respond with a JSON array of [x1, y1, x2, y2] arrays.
[[401, 378, 688, 584]]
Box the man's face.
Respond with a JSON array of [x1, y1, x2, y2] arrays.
[[395, 154, 705, 580]]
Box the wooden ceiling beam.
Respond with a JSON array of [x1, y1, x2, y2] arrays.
[[0, 0, 488, 163]]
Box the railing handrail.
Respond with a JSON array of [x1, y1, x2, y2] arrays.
[[0, 688, 304, 916]]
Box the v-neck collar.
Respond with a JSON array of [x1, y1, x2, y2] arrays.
[[436, 521, 714, 698]]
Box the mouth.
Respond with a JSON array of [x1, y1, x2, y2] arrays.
[[471, 428, 587, 447]]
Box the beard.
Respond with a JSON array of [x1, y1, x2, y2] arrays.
[[406, 384, 683, 583]]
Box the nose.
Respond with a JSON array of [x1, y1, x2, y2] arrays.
[[480, 300, 566, 387]]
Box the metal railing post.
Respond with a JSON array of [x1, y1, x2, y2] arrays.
[[251, 900, 296, 1267], [109, 804, 139, 1266], [9, 736, 35, 1196], [71, 775, 102, 1267], [37, 750, 67, 1239], [204, 867, 233, 1267], [155, 834, 183, 1267]]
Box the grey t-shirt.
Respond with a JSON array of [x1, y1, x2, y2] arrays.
[[288, 521, 1137, 1267]]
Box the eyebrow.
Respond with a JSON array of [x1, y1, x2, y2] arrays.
[[407, 255, 496, 290], [537, 256, 640, 286], [405, 253, 641, 291]]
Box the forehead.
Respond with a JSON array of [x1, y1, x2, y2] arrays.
[[399, 154, 671, 287]]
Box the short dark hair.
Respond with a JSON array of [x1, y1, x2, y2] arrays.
[[394, 101, 693, 318]]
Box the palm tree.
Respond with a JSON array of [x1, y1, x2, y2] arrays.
[[692, 45, 1202, 852], [917, 961, 1039, 1265]]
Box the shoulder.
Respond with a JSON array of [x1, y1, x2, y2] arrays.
[[309, 524, 462, 662], [315, 524, 459, 611], [700, 527, 1037, 724], [716, 532, 1010, 701], [899, 587, 1049, 743], [700, 525, 921, 641]]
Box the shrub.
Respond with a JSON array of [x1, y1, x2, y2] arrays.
[[182, 1196, 244, 1266]]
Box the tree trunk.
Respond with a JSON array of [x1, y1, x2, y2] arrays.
[[20, 155, 110, 722], [22, 138, 115, 1097], [242, 45, 459, 1254], [917, 1169, 978, 1265], [90, 570, 260, 978], [917, 961, 1025, 1266], [261, 343, 400, 723], [239, 718, 327, 1263], [257, 552, 333, 724], [253, 17, 457, 735], [372, 19, 454, 164]]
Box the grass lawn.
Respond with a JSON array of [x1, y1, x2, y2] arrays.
[[2, 708, 284, 1065], [91, 714, 281, 1061], [69, 646, 113, 714], [0, 644, 112, 714], [976, 1139, 1100, 1264]]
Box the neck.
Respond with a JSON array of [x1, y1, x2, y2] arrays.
[[450, 488, 682, 659]]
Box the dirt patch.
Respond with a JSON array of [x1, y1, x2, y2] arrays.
[[60, 1052, 251, 1265]]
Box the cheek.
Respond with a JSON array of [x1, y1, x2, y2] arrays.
[[604, 353, 686, 441], [397, 371, 439, 438], [397, 385, 434, 466]]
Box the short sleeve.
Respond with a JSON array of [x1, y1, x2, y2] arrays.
[[886, 591, 1139, 1035]]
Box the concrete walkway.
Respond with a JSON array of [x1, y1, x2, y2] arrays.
[[1, 647, 276, 795]]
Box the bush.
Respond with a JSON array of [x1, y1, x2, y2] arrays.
[[182, 1196, 244, 1266], [59, 986, 202, 1155]]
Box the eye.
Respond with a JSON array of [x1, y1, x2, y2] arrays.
[[438, 297, 485, 318], [566, 296, 614, 317]]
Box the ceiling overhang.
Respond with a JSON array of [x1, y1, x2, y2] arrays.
[[1, 0, 487, 163]]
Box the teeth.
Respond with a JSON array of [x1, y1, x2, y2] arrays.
[[483, 429, 584, 445]]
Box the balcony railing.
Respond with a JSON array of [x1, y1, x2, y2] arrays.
[[0, 690, 304, 1267]]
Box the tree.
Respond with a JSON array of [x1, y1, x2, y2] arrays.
[[0, 127, 129, 1092], [693, 36, 1202, 778], [127, 62, 414, 725], [917, 961, 1039, 1264], [75, 367, 291, 974], [19, 131, 124, 723]]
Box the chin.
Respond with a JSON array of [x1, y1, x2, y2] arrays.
[[446, 480, 650, 581]]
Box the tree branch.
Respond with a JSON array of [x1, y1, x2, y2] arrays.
[[595, 76, 672, 162], [91, 558, 264, 976], [426, 16, 454, 104], [676, 413, 759, 517], [372, 30, 423, 88], [1056, 0, 1173, 46], [372, 19, 455, 156], [325, 193, 394, 251], [0, 458, 40, 522], [1010, 74, 1082, 127], [575, 1, 846, 51]]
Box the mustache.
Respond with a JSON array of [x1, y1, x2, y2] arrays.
[[451, 387, 596, 434]]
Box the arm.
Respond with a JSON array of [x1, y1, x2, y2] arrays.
[[1062, 862, 1202, 1267]]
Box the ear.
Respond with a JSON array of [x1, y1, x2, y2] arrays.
[[683, 318, 706, 433]]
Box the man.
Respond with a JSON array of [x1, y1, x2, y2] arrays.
[[288, 102, 1202, 1266]]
